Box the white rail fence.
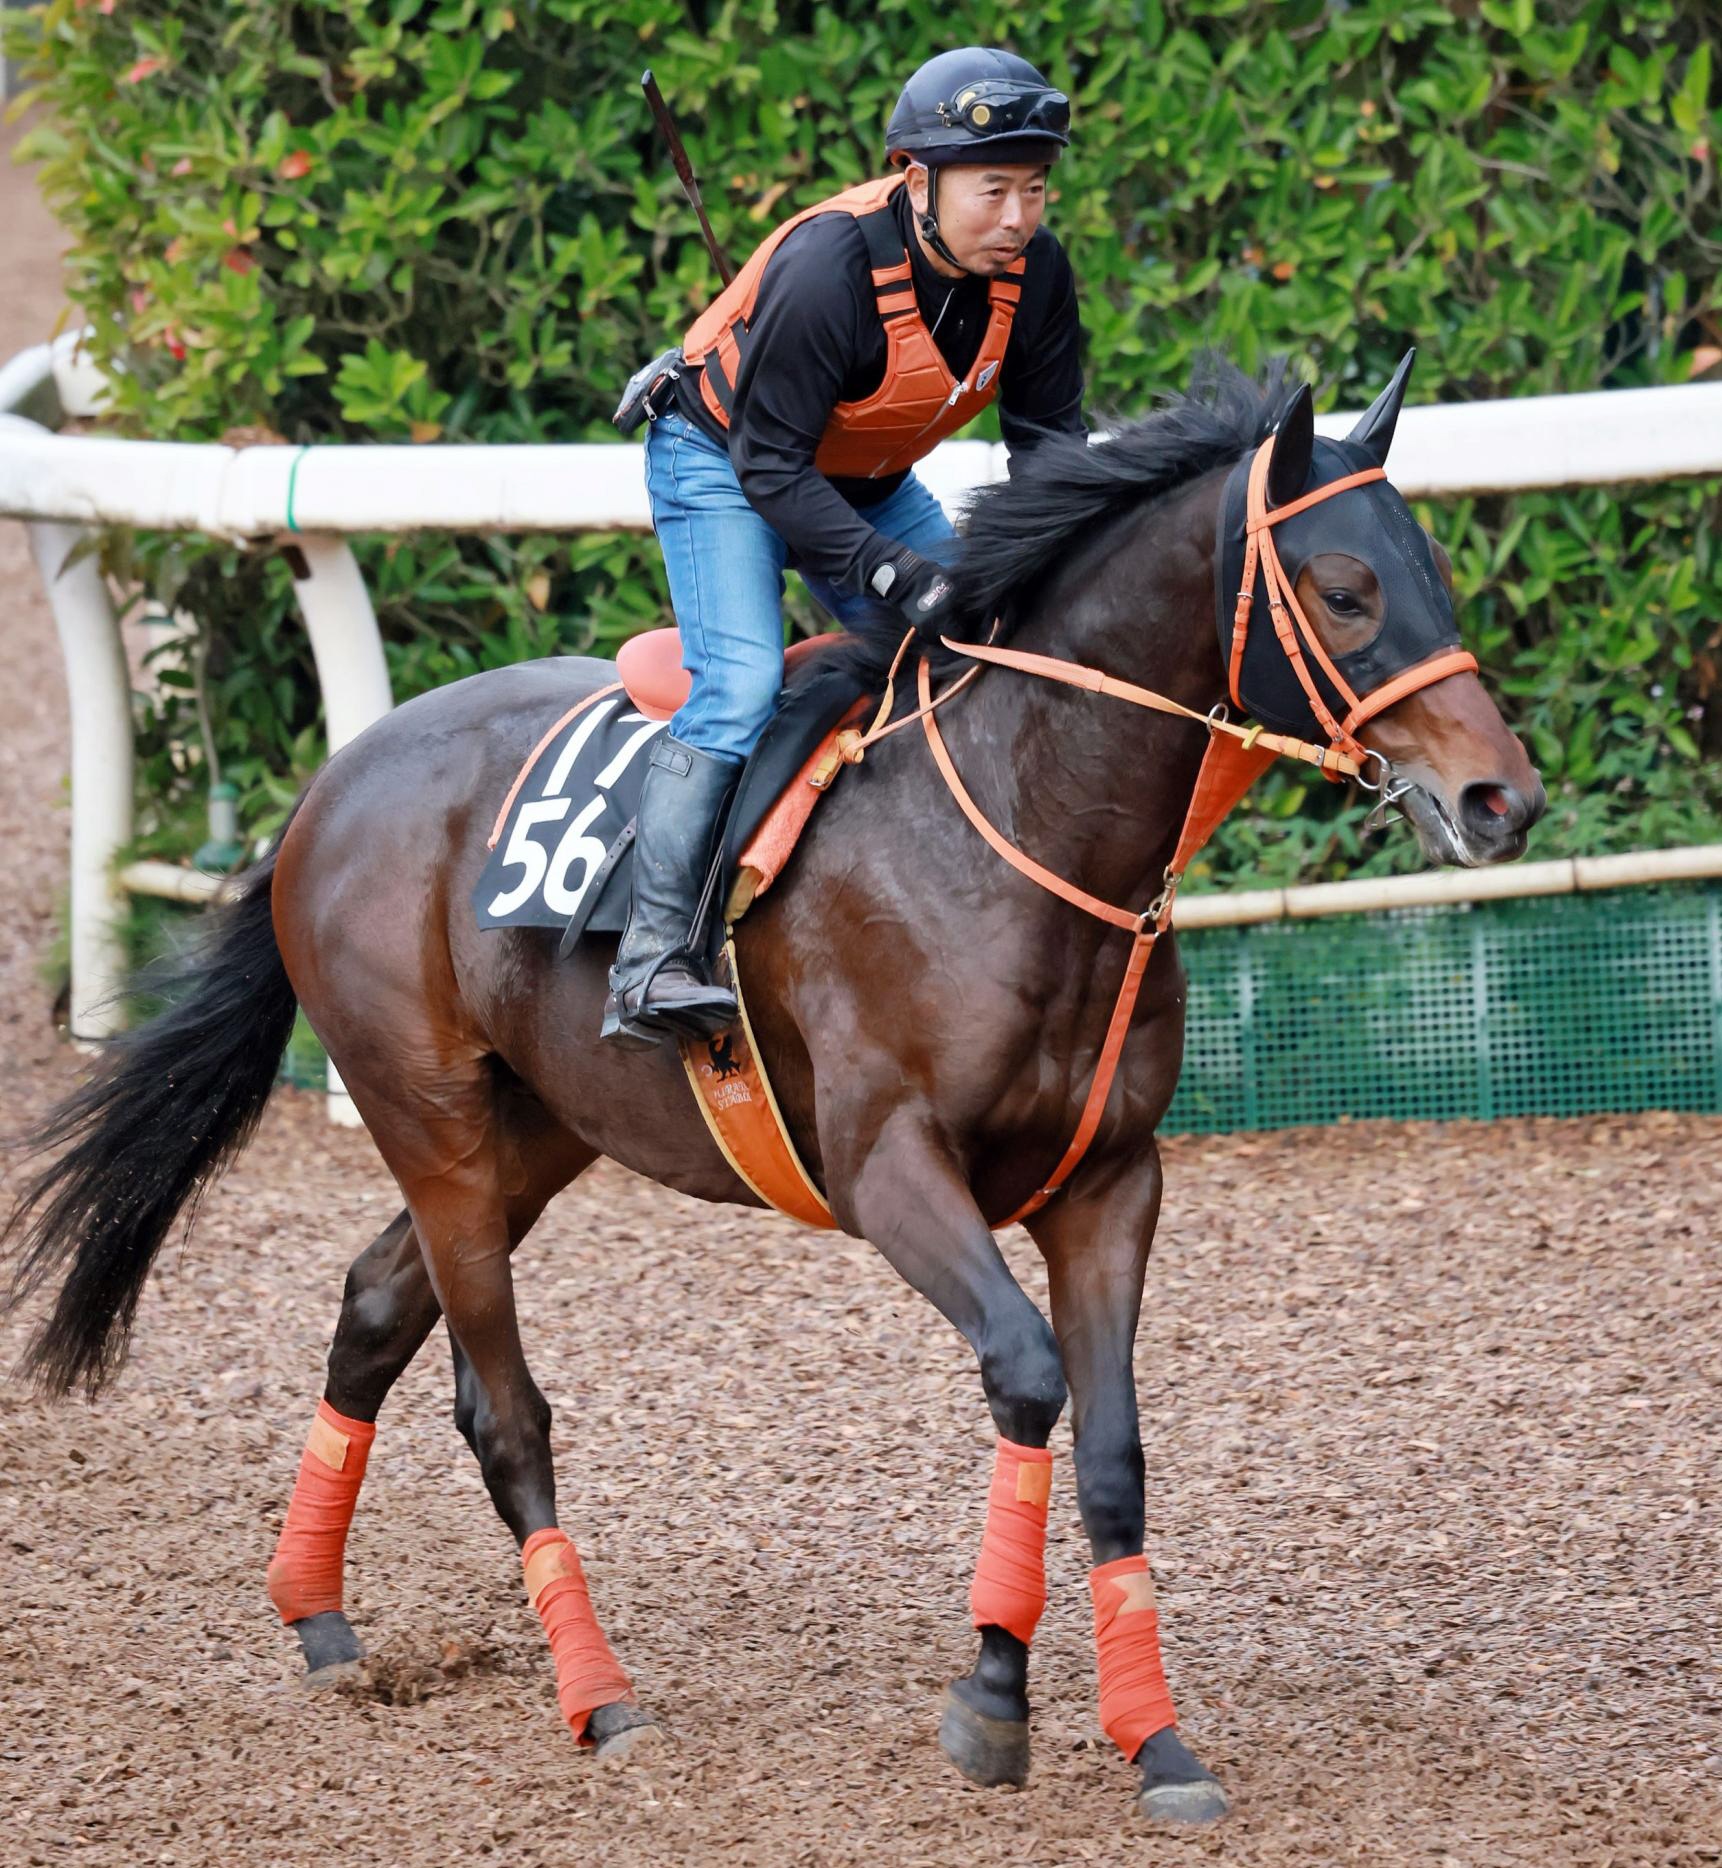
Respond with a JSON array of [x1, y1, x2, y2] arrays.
[[4, 327, 1721, 1051]]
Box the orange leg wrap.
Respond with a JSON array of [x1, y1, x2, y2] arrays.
[[521, 1527, 634, 1744], [265, 1399, 376, 1624], [1091, 1554, 1177, 1759], [969, 1436, 1053, 1646]]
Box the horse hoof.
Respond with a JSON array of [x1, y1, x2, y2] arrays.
[[588, 1700, 664, 1763], [938, 1686, 1029, 1788], [1137, 1778, 1231, 1825], [300, 1659, 367, 1692], [291, 1610, 364, 1680], [595, 1721, 665, 1764], [1135, 1726, 1229, 1825]]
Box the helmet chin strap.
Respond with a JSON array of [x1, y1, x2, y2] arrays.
[[914, 164, 972, 275]]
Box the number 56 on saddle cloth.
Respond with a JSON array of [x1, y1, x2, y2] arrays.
[[474, 639, 865, 943]]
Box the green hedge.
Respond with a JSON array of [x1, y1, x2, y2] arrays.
[[7, 0, 1721, 884]]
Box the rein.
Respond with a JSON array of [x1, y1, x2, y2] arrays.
[[830, 429, 1482, 1226], [836, 617, 1368, 780]]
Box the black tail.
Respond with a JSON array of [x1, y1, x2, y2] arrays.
[[2, 829, 300, 1396]]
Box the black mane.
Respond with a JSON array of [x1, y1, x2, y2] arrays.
[[812, 354, 1299, 693]]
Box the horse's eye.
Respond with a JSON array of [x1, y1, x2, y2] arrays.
[[1324, 590, 1361, 615]]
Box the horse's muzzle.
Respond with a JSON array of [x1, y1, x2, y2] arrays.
[[1400, 775, 1546, 868]]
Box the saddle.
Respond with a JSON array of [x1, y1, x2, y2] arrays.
[[472, 630, 869, 951]]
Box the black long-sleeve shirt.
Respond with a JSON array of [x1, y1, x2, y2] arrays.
[[671, 182, 1085, 593]]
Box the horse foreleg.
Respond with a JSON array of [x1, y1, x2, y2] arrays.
[[843, 1115, 1068, 1788], [1026, 1143, 1229, 1826]]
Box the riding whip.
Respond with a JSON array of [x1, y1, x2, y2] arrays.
[[640, 70, 735, 285]]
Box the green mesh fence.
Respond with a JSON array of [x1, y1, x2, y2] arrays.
[[280, 1014, 332, 1092], [1164, 879, 1722, 1134]]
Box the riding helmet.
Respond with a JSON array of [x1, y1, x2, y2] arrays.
[[885, 47, 1071, 169]]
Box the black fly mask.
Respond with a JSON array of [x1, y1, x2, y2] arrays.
[[1214, 351, 1471, 752]]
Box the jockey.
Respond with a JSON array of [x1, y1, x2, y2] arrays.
[[604, 46, 1086, 1047]]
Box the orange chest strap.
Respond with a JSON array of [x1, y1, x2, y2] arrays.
[[916, 655, 1274, 1224], [676, 656, 1273, 1234]]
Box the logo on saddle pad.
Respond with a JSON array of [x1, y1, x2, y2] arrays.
[[474, 690, 664, 935], [695, 1031, 754, 1113]]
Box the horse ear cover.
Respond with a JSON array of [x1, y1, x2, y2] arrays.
[[1266, 383, 1315, 507], [1345, 347, 1415, 467]]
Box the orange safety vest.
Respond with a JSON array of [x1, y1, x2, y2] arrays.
[[681, 174, 1025, 482]]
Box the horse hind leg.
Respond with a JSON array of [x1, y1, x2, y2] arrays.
[[415, 1170, 657, 1750], [334, 1061, 654, 1753], [448, 1333, 656, 1755], [269, 1105, 601, 1690]]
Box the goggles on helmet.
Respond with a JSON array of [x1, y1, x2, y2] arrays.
[[937, 81, 1071, 141]]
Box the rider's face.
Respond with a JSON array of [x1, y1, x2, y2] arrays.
[[906, 162, 1049, 277]]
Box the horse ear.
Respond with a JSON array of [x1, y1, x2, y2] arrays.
[[1266, 383, 1313, 507], [1346, 348, 1416, 466]]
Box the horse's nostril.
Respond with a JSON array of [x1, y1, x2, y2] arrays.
[[1460, 781, 1525, 837]]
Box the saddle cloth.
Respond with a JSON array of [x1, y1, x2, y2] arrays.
[[473, 631, 869, 946]]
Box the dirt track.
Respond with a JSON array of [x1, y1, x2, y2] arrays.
[[2, 123, 1720, 1867]]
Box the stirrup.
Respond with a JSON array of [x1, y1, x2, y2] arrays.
[[601, 943, 736, 1048], [636, 989, 739, 1044], [599, 990, 663, 1050], [625, 951, 738, 1042]]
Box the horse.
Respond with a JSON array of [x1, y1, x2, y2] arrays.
[[1, 355, 1543, 1829]]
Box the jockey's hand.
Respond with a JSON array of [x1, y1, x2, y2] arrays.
[[870, 547, 958, 641]]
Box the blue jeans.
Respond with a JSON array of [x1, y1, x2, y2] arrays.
[[643, 410, 957, 762]]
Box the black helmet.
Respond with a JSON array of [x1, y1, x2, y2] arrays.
[[885, 47, 1071, 169]]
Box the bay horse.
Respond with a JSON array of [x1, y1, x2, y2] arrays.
[[2, 357, 1542, 1828]]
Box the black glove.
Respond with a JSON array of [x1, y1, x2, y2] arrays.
[[869, 546, 958, 640]]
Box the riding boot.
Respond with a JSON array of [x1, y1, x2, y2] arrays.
[[599, 734, 741, 1048]]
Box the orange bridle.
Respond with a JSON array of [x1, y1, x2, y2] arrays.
[[1229, 432, 1477, 766]]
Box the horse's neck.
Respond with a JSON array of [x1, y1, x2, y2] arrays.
[[944, 470, 1229, 913]]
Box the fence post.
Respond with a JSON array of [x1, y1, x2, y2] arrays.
[[285, 533, 394, 1124], [28, 517, 133, 1040]]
